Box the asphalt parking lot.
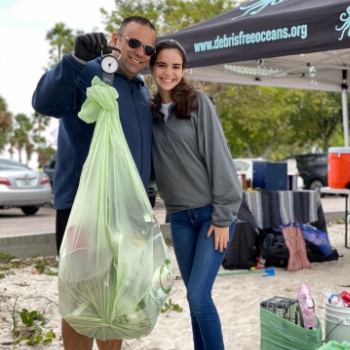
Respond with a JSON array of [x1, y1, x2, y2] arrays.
[[0, 200, 168, 258], [0, 206, 55, 237], [0, 200, 167, 238], [0, 195, 347, 258], [0, 195, 346, 238]]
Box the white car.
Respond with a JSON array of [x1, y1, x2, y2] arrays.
[[232, 158, 264, 181], [0, 158, 52, 215], [232, 158, 304, 190]]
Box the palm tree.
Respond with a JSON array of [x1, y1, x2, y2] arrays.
[[0, 96, 13, 152], [32, 112, 53, 164], [10, 114, 33, 164], [46, 22, 75, 68], [7, 136, 15, 159], [32, 112, 51, 143]]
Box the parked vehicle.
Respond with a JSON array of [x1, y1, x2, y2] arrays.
[[232, 158, 304, 189], [232, 158, 265, 181], [232, 158, 304, 190], [44, 155, 157, 207], [0, 158, 52, 215], [283, 153, 328, 192]]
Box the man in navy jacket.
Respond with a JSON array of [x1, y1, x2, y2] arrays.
[[32, 16, 156, 350]]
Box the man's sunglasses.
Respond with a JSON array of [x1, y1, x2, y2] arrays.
[[118, 33, 156, 57]]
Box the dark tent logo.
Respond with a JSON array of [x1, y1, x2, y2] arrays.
[[336, 6, 350, 40], [231, 0, 287, 21]]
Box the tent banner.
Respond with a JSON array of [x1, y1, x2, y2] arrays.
[[158, 0, 350, 68]]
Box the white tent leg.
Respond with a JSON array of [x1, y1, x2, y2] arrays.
[[342, 89, 349, 147]]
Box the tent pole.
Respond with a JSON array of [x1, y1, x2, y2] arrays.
[[342, 70, 349, 147]]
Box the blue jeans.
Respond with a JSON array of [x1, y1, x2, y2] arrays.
[[169, 205, 236, 350]]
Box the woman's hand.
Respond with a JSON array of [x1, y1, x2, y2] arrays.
[[206, 225, 230, 253]]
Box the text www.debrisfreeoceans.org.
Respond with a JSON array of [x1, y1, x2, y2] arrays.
[[193, 24, 308, 53]]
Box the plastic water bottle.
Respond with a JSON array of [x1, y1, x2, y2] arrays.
[[323, 288, 345, 307]]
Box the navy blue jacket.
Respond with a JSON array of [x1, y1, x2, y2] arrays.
[[32, 53, 152, 210]]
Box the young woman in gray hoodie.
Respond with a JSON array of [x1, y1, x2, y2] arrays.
[[149, 39, 243, 350]]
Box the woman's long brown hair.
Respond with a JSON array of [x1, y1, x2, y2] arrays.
[[149, 40, 197, 121]]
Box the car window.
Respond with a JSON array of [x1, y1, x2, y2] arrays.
[[233, 159, 255, 172], [314, 155, 327, 165], [233, 160, 250, 171], [0, 158, 30, 169], [241, 161, 250, 171], [233, 160, 243, 171], [293, 154, 328, 170], [0, 159, 31, 170], [0, 164, 27, 171], [295, 156, 308, 168]]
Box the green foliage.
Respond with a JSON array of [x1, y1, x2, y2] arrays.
[[20, 309, 45, 327], [0, 254, 58, 277], [36, 146, 57, 168], [1, 259, 58, 346], [0, 252, 16, 263], [161, 0, 236, 34], [0, 259, 27, 271], [0, 0, 346, 163], [0, 95, 13, 152], [202, 82, 345, 158], [202, 83, 295, 158], [32, 112, 56, 166], [101, 0, 236, 35], [161, 298, 183, 313], [46, 22, 76, 68], [100, 0, 161, 34], [33, 257, 59, 276], [6, 111, 56, 166], [28, 0, 350, 161], [2, 95, 55, 166], [17, 308, 56, 346], [288, 90, 343, 152], [8, 113, 34, 164], [165, 237, 173, 245], [99, 0, 346, 158]]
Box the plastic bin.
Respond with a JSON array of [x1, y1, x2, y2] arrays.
[[328, 147, 350, 188], [253, 161, 287, 191], [260, 296, 322, 350], [324, 300, 350, 343]]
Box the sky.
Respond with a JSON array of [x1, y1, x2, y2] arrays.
[[0, 0, 117, 165]]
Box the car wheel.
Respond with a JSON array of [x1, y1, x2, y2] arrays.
[[21, 206, 39, 215], [309, 179, 325, 197], [149, 196, 156, 208]]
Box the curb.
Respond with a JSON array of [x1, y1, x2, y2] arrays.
[[0, 212, 344, 259], [0, 224, 172, 259]]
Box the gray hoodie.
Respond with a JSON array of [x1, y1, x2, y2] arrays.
[[152, 90, 242, 227]]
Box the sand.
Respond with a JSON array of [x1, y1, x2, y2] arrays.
[[0, 222, 349, 350]]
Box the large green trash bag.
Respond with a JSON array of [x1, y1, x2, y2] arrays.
[[58, 77, 173, 341], [318, 341, 350, 350], [260, 307, 323, 350]]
